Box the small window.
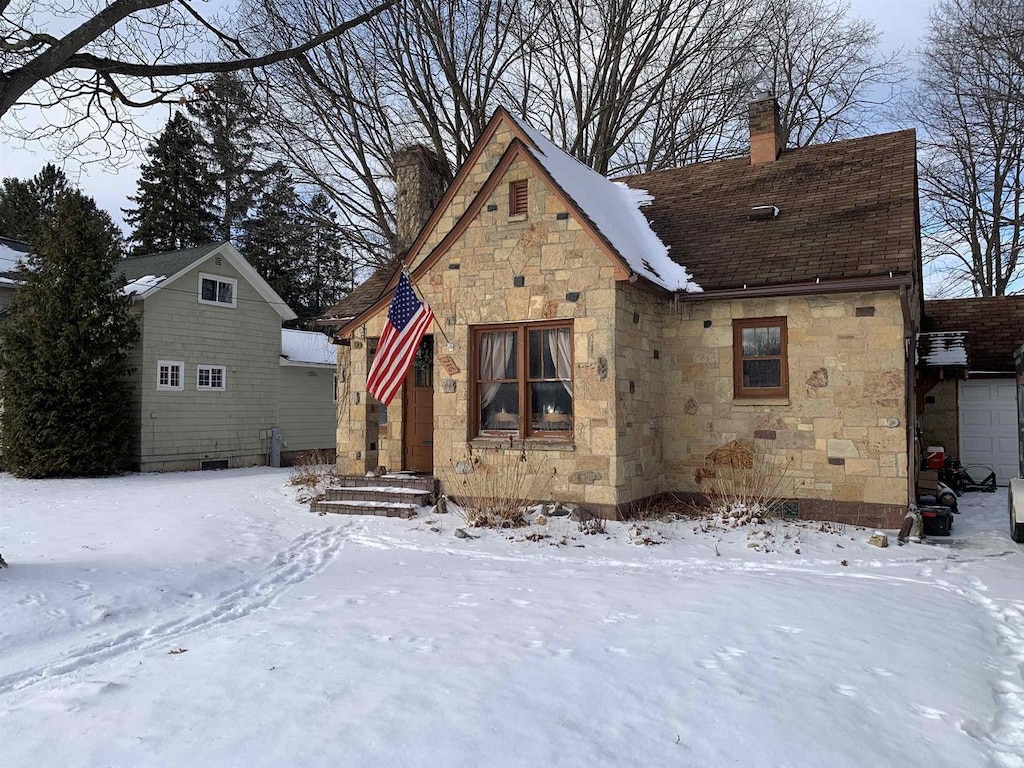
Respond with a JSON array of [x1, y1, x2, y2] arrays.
[[197, 364, 227, 391], [157, 360, 184, 391], [473, 322, 573, 439], [509, 179, 528, 217], [733, 317, 788, 398], [198, 273, 237, 308]]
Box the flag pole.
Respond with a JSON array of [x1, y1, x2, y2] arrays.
[[404, 267, 451, 346]]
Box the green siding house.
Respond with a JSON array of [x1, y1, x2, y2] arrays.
[[120, 242, 337, 471]]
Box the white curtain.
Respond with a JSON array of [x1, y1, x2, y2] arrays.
[[547, 328, 573, 397], [480, 331, 516, 408]]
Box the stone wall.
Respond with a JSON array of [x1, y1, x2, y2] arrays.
[[339, 149, 625, 508], [919, 379, 958, 461], [661, 291, 911, 522]]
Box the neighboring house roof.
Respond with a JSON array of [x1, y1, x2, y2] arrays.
[[0, 237, 30, 285], [280, 329, 337, 368], [321, 257, 402, 325], [621, 130, 918, 292], [917, 332, 969, 368], [924, 297, 1024, 373], [118, 242, 297, 322]]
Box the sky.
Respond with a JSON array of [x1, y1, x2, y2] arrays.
[[0, 0, 935, 234]]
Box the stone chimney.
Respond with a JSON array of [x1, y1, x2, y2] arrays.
[[748, 94, 782, 165], [393, 145, 450, 256]]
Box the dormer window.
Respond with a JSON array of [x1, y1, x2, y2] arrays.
[[509, 179, 528, 217], [199, 273, 237, 308]]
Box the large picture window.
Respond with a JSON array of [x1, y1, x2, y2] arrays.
[[473, 322, 573, 439], [733, 317, 788, 398]]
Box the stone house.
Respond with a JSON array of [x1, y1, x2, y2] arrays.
[[323, 98, 922, 526], [918, 296, 1024, 484]]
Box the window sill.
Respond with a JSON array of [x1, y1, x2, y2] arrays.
[[470, 437, 575, 452], [507, 213, 528, 223], [732, 397, 791, 407]]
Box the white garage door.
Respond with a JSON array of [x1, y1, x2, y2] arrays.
[[959, 378, 1020, 486]]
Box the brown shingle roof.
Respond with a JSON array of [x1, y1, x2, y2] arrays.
[[620, 130, 918, 291], [320, 258, 401, 325], [924, 296, 1024, 372]]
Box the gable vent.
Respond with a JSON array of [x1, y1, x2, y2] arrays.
[[215, 256, 223, 266], [749, 205, 780, 221]]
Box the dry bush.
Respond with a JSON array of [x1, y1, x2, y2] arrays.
[[577, 515, 606, 535], [288, 449, 339, 504], [696, 439, 794, 524], [439, 445, 552, 529]]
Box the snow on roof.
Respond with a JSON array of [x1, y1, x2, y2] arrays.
[[281, 329, 337, 367], [0, 239, 30, 285], [122, 274, 167, 296], [508, 115, 700, 293], [917, 332, 969, 367]]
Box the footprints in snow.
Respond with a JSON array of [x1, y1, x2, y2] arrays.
[[0, 525, 347, 696], [698, 646, 748, 670]]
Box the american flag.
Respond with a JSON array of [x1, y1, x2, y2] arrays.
[[365, 272, 434, 406]]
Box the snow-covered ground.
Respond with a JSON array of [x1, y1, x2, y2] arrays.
[[1, 468, 1022, 767]]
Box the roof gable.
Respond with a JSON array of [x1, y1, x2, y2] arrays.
[[119, 242, 297, 321]]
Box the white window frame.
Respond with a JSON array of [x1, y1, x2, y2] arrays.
[[198, 273, 238, 308], [157, 360, 184, 391], [197, 364, 227, 391]]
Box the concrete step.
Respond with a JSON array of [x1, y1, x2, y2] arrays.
[[325, 486, 433, 506], [311, 499, 420, 518], [333, 474, 438, 494]]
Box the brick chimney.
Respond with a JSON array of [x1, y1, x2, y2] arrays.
[[393, 145, 450, 256], [748, 94, 782, 165]]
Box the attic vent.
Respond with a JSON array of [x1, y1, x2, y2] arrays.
[[214, 256, 223, 266], [509, 179, 528, 216], [749, 205, 780, 221]]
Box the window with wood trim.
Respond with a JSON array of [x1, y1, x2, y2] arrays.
[[509, 179, 528, 216], [473, 322, 573, 439], [733, 317, 788, 398]]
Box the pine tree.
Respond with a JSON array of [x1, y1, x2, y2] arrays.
[[0, 190, 139, 477], [124, 112, 218, 254], [188, 73, 274, 242], [0, 164, 70, 241], [239, 166, 305, 316], [300, 193, 353, 319]]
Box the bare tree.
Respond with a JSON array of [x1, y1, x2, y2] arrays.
[[252, 0, 906, 271], [258, 0, 546, 266], [0, 0, 398, 150], [752, 0, 904, 149], [913, 0, 1024, 297], [524, 0, 755, 175]]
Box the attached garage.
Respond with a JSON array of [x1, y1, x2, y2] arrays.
[[958, 378, 1018, 486]]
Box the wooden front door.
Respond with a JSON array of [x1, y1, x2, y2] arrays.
[[403, 336, 434, 472]]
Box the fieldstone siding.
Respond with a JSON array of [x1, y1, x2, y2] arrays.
[[339, 149, 624, 507], [919, 379, 958, 458], [663, 291, 910, 512]]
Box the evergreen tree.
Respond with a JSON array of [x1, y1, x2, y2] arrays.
[[0, 164, 70, 241], [0, 190, 139, 477], [239, 166, 305, 316], [300, 193, 353, 319], [124, 112, 218, 254], [188, 73, 274, 242]]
